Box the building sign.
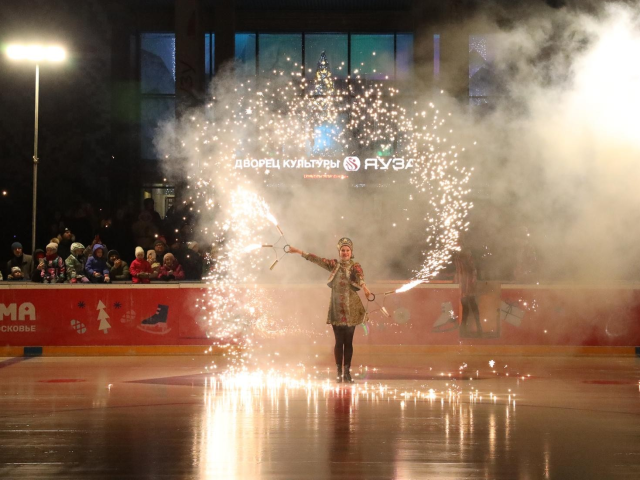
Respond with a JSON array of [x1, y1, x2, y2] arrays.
[[234, 156, 414, 172]]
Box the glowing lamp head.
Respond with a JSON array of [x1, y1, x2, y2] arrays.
[[6, 45, 66, 62]]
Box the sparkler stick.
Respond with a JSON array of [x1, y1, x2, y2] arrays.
[[366, 279, 425, 319], [247, 218, 290, 271]]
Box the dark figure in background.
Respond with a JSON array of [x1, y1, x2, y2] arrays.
[[288, 238, 371, 384], [453, 248, 483, 336], [513, 226, 538, 283], [31, 249, 45, 282], [111, 206, 135, 263], [132, 211, 158, 252], [182, 242, 203, 280], [56, 227, 74, 261], [6, 242, 33, 280], [68, 203, 94, 246], [95, 217, 116, 252], [143, 198, 163, 232]]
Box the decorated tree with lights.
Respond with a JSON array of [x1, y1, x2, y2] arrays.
[[313, 51, 334, 96]]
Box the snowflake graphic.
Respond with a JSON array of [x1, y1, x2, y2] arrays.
[[77, 301, 86, 309], [113, 302, 122, 309]]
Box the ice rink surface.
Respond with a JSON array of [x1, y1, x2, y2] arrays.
[[0, 354, 639, 479]]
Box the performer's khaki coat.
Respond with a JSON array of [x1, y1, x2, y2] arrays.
[[302, 253, 368, 327]]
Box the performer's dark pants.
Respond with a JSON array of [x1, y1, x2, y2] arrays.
[[461, 296, 482, 334], [332, 325, 356, 367]]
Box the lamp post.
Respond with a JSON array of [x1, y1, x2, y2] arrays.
[[5, 45, 66, 254]]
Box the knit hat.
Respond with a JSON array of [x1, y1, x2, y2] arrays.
[[154, 239, 167, 248], [147, 250, 157, 261], [11, 242, 23, 250], [107, 249, 120, 259], [71, 242, 85, 253], [46, 242, 58, 252], [11, 266, 21, 273], [135, 246, 144, 257], [163, 252, 176, 264]]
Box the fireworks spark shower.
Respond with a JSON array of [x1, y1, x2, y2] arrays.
[[161, 58, 475, 373]]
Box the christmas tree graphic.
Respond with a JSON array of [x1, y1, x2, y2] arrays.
[[96, 300, 111, 334], [314, 51, 334, 96]]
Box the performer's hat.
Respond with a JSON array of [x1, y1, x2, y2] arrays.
[[336, 237, 354, 257]]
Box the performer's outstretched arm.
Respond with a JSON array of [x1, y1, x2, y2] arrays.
[[288, 246, 336, 272]]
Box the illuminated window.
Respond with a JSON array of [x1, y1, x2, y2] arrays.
[[141, 33, 176, 94], [235, 33, 256, 76], [258, 34, 302, 76], [396, 34, 413, 80], [351, 34, 394, 80], [469, 35, 500, 105], [141, 32, 213, 159], [433, 34, 440, 78], [305, 34, 348, 80], [141, 97, 175, 160], [205, 33, 215, 79]]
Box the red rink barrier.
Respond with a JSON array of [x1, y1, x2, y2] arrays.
[[0, 283, 639, 347]]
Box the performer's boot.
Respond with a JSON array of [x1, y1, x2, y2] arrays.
[[336, 364, 343, 383], [343, 365, 354, 384]]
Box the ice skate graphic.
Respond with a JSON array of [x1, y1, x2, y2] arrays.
[[137, 304, 172, 335], [432, 302, 459, 333]]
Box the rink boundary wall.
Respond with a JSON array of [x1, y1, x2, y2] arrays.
[[2, 282, 640, 354], [0, 345, 637, 357]]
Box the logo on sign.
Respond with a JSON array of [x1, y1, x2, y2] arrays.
[[343, 156, 361, 171]]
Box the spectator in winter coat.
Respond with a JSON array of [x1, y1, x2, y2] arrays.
[[7, 266, 24, 281], [42, 243, 65, 283], [84, 244, 111, 283], [153, 239, 168, 265], [31, 249, 45, 282], [158, 253, 185, 281], [147, 250, 161, 279], [66, 242, 89, 284], [107, 250, 130, 281], [6, 242, 33, 279], [130, 246, 152, 284]]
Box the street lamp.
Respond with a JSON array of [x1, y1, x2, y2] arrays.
[[5, 44, 66, 254]]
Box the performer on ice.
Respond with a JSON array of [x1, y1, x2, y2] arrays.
[[288, 238, 371, 384]]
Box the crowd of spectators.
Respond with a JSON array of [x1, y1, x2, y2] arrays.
[[1, 198, 213, 284]]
